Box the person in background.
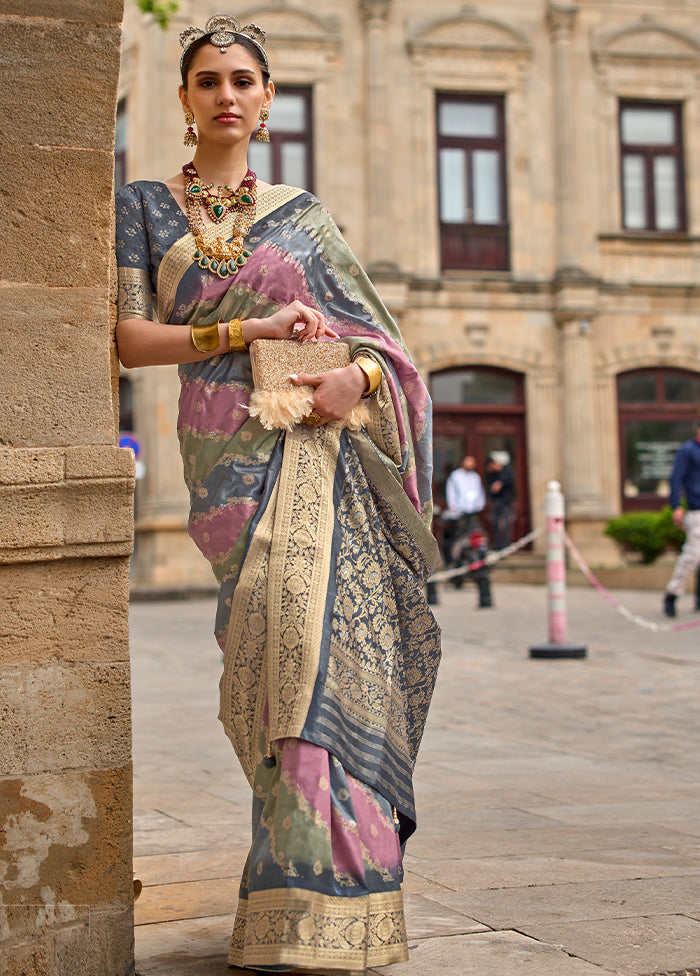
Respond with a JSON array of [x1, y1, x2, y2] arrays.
[[486, 452, 516, 550], [663, 416, 700, 617], [442, 455, 486, 563]]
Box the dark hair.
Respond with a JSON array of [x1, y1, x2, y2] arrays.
[[180, 33, 271, 88]]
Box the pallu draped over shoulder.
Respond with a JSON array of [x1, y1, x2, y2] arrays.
[[116, 180, 442, 972]]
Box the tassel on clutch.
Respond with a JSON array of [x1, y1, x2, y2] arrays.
[[248, 339, 370, 431]]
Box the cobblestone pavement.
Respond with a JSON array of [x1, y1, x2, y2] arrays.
[[131, 582, 700, 976]]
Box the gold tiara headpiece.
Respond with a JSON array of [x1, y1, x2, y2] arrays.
[[179, 14, 268, 68]]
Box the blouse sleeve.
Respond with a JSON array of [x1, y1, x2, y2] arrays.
[[115, 183, 155, 322]]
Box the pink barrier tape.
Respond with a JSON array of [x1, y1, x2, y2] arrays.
[[429, 526, 543, 584], [563, 531, 700, 633]]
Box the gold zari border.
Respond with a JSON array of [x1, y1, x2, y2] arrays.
[[117, 266, 153, 322], [228, 886, 408, 970], [220, 424, 342, 782]]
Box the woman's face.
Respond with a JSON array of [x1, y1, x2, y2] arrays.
[[179, 41, 273, 148]]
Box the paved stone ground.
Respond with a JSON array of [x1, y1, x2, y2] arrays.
[[131, 581, 700, 976]]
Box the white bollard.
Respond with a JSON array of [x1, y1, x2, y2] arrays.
[[529, 481, 587, 659]]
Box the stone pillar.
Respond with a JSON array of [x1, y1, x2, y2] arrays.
[[527, 368, 561, 551], [559, 315, 607, 515], [547, 3, 580, 273], [547, 4, 611, 541], [555, 302, 618, 564], [0, 4, 135, 975], [359, 0, 399, 274]]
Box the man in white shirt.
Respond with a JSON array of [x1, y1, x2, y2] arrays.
[[445, 455, 486, 518], [442, 456, 486, 563]]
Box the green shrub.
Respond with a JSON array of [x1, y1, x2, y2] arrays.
[[604, 507, 686, 564]]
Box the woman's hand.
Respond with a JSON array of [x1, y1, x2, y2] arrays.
[[243, 301, 338, 344], [291, 363, 367, 424]]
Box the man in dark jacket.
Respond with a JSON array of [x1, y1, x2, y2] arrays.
[[486, 453, 516, 550], [663, 419, 700, 617]]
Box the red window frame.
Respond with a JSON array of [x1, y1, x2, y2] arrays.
[[436, 93, 510, 272], [267, 86, 314, 192], [619, 100, 687, 234], [617, 367, 700, 510]]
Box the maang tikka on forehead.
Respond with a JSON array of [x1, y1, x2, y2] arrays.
[[179, 14, 268, 67]]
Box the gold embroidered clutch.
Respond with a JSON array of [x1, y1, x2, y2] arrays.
[[248, 339, 369, 431]]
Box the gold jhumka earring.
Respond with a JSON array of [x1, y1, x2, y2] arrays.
[[184, 112, 198, 147], [256, 107, 270, 143]]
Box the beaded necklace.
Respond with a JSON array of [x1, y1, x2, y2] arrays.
[[182, 161, 257, 279]]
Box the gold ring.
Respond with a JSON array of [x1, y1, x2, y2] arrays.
[[304, 412, 323, 426]]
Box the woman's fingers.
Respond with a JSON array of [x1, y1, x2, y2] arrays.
[[290, 372, 328, 423], [290, 365, 366, 424], [290, 372, 321, 387], [265, 301, 338, 341], [287, 302, 340, 339]]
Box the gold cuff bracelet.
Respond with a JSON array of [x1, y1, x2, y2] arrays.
[[227, 318, 247, 353], [191, 321, 220, 353], [355, 356, 382, 397]]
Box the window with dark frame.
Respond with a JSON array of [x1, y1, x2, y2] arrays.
[[436, 93, 509, 272], [619, 101, 686, 233], [247, 87, 314, 191], [617, 367, 700, 510]]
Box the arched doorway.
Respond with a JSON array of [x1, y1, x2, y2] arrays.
[[431, 366, 530, 545], [617, 367, 700, 510]]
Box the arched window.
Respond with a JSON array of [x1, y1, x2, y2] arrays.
[[618, 367, 700, 509], [431, 366, 521, 407]]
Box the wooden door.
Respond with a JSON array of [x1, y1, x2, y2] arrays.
[[433, 411, 530, 547]]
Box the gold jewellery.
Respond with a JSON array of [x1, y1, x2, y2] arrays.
[[182, 161, 257, 278], [355, 356, 382, 397], [227, 318, 247, 353], [256, 107, 270, 143], [190, 318, 248, 354], [183, 112, 197, 147], [191, 321, 220, 353], [179, 16, 268, 68]]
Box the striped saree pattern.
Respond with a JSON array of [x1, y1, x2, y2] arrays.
[[115, 180, 441, 971]]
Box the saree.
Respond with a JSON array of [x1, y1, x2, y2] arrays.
[[116, 181, 442, 972]]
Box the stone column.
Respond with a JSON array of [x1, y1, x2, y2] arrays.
[[547, 4, 609, 527], [558, 313, 619, 561], [359, 0, 399, 274], [553, 287, 612, 521], [547, 3, 580, 273], [559, 316, 607, 515], [528, 368, 561, 551], [0, 4, 135, 974]]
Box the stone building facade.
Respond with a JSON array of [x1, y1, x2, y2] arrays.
[[118, 0, 700, 585], [0, 2, 135, 974]]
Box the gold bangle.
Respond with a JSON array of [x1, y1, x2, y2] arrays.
[[355, 356, 382, 397], [227, 318, 247, 353], [191, 321, 220, 353]]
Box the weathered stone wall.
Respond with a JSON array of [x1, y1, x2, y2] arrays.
[[0, 2, 134, 974]]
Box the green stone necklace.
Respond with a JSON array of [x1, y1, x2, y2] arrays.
[[182, 162, 257, 279]]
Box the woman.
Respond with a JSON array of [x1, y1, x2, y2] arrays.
[[116, 14, 441, 974]]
